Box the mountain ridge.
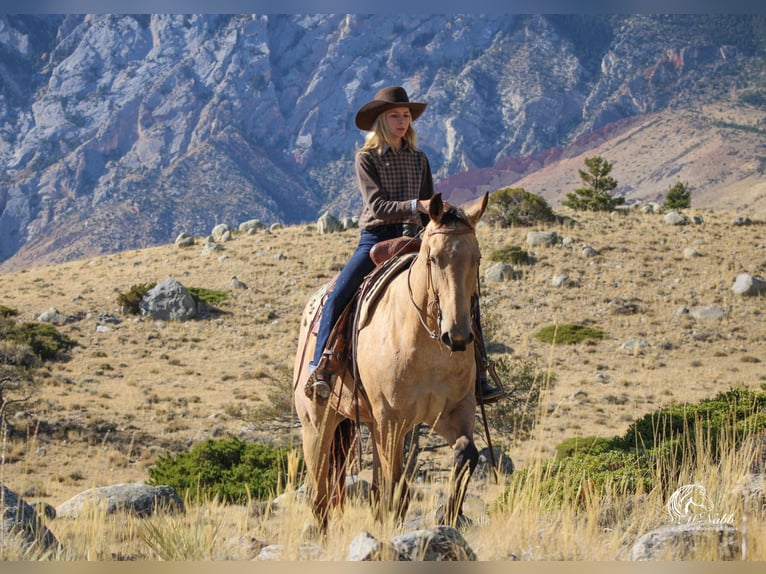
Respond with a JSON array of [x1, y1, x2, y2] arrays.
[[1, 13, 764, 271]]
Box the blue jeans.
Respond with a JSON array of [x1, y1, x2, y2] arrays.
[[311, 224, 406, 368]]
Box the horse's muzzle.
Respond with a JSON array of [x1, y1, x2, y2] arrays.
[[441, 331, 474, 352]]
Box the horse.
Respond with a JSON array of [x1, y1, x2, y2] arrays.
[[292, 192, 488, 531]]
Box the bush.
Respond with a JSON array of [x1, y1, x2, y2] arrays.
[[1, 320, 77, 361], [663, 180, 692, 210], [117, 282, 156, 315], [501, 386, 766, 505], [0, 305, 18, 318], [490, 356, 555, 441], [534, 323, 606, 345], [146, 437, 301, 504], [188, 287, 229, 306], [486, 187, 556, 227], [489, 245, 531, 265]]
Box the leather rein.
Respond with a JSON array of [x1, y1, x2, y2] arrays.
[[407, 221, 478, 343]]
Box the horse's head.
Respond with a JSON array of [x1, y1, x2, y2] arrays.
[[421, 192, 489, 352]]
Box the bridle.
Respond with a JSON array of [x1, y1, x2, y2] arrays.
[[407, 219, 478, 344]]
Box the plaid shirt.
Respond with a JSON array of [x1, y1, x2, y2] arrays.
[[356, 143, 434, 230]]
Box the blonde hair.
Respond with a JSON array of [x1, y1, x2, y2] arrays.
[[361, 109, 419, 153]]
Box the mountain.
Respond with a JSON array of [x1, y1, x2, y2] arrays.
[[1, 14, 764, 271]]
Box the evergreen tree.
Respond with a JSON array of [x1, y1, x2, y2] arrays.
[[562, 156, 624, 212], [663, 180, 692, 210]]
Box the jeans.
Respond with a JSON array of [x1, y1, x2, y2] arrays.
[[311, 224, 406, 368]]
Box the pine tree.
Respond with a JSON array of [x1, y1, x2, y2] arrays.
[[663, 180, 692, 210], [562, 156, 625, 212]]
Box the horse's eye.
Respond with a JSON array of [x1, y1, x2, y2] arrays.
[[429, 255, 437, 265]]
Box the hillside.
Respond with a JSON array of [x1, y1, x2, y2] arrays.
[[440, 103, 766, 214], [1, 204, 764, 512]]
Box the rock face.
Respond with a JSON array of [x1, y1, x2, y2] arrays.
[[0, 14, 763, 269]]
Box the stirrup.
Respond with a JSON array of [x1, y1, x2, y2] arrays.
[[476, 359, 505, 404], [304, 352, 334, 402], [305, 368, 332, 401]]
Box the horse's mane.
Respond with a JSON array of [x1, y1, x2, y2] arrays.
[[432, 205, 473, 231]]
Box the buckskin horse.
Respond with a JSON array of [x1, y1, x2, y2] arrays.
[[293, 192, 488, 531]]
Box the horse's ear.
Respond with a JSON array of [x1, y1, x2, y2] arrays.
[[464, 192, 489, 227], [428, 193, 444, 223]]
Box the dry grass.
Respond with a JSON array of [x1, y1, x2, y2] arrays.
[[1, 207, 765, 560]]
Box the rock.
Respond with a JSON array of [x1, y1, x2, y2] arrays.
[[174, 232, 195, 247], [37, 308, 68, 325], [689, 305, 729, 321], [341, 216, 359, 230], [664, 211, 688, 225], [139, 278, 197, 321], [683, 247, 700, 258], [732, 273, 766, 296], [317, 212, 343, 234], [621, 338, 648, 354], [239, 219, 265, 233], [55, 483, 185, 518], [230, 275, 249, 289], [551, 274, 569, 287], [391, 525, 476, 561], [484, 262, 519, 282], [211, 223, 232, 242], [581, 245, 599, 257], [526, 231, 557, 247], [1, 482, 60, 556], [201, 239, 224, 255], [347, 531, 404, 561], [629, 521, 741, 560], [474, 446, 514, 479], [255, 544, 323, 560]]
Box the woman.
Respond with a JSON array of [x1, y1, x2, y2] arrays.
[[307, 85, 502, 404]]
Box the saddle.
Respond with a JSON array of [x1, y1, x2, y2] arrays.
[[307, 236, 421, 386]]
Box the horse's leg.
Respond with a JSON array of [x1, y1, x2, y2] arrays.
[[433, 400, 479, 527], [371, 418, 412, 524], [300, 411, 344, 532]]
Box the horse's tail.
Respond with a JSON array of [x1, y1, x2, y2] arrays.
[[329, 418, 357, 507]]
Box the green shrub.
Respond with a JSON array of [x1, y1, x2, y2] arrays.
[[146, 437, 301, 504], [489, 245, 531, 265], [486, 187, 556, 227], [500, 386, 766, 506], [188, 287, 229, 306], [117, 282, 156, 315], [623, 386, 766, 452], [554, 436, 623, 460], [4, 321, 77, 360], [663, 180, 692, 210], [0, 305, 18, 318], [534, 323, 606, 345]]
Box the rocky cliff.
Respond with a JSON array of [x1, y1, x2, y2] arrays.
[[0, 14, 764, 270]]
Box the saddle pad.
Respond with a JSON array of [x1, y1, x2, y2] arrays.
[[306, 282, 329, 334], [356, 252, 417, 330]]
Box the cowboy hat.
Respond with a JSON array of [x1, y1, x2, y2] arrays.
[[354, 86, 427, 131]]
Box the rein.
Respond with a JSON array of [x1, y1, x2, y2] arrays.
[[407, 222, 476, 343]]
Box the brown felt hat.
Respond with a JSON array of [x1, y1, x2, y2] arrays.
[[354, 86, 427, 131]]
